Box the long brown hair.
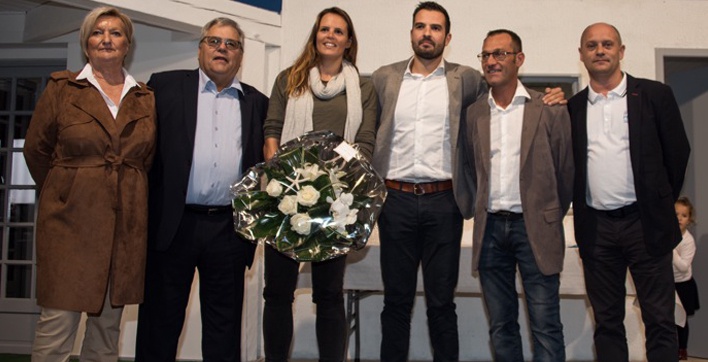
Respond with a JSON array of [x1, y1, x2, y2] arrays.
[[286, 7, 358, 97]]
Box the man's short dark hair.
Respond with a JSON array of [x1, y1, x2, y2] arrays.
[[413, 1, 451, 35], [486, 29, 523, 52]]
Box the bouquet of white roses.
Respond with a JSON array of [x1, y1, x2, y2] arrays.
[[231, 130, 387, 262]]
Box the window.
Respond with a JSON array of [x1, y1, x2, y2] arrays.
[[519, 75, 579, 98], [0, 61, 63, 313]]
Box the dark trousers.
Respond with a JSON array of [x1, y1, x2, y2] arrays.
[[378, 189, 463, 362], [135, 209, 249, 362], [262, 246, 347, 362], [677, 322, 689, 349], [583, 208, 678, 362], [676, 277, 700, 350]]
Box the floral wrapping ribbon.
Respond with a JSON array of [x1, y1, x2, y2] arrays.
[[231, 130, 387, 262]]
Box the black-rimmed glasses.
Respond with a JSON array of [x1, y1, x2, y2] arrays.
[[202, 36, 242, 51], [477, 51, 519, 62]]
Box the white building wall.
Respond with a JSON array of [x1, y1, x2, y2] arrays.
[[280, 0, 708, 84], [3, 0, 708, 360]]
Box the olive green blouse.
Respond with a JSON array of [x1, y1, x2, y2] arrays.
[[264, 68, 378, 159]]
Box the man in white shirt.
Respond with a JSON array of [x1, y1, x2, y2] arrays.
[[371, 3, 565, 360], [135, 18, 269, 362], [462, 29, 573, 361], [567, 22, 690, 362]]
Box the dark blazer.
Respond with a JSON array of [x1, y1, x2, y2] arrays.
[[463, 88, 573, 275], [567, 74, 690, 258], [147, 69, 268, 266]]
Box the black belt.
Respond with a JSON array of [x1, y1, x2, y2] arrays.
[[488, 210, 524, 220], [185, 204, 232, 215], [594, 203, 639, 218]]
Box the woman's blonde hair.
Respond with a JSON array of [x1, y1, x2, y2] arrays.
[[286, 7, 358, 97], [79, 6, 134, 62]]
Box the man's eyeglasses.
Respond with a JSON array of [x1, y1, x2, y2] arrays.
[[477, 51, 519, 62], [201, 36, 242, 51]]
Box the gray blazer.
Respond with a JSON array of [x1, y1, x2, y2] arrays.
[[371, 58, 486, 218], [462, 87, 574, 275]]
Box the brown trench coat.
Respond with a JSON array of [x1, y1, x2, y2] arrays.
[[23, 70, 156, 313]]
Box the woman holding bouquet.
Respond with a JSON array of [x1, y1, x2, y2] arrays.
[[262, 6, 377, 362]]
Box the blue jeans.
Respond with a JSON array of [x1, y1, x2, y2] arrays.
[[478, 213, 565, 362]]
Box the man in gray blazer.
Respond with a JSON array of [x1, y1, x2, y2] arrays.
[[371, 3, 564, 361], [370, 3, 484, 360], [461, 29, 573, 361]]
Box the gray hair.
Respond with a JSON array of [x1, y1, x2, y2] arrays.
[[200, 17, 245, 52]]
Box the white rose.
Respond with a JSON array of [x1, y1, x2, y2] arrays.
[[278, 195, 298, 215], [290, 213, 312, 235], [266, 179, 283, 197], [297, 185, 320, 207]]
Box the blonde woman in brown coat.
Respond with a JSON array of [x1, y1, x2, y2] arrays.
[[23, 6, 156, 361]]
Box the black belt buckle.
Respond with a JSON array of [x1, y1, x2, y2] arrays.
[[205, 207, 226, 215], [604, 203, 638, 218], [186, 204, 231, 215], [490, 210, 523, 220], [413, 183, 425, 195]]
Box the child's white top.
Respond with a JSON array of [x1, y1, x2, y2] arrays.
[[673, 230, 695, 282]]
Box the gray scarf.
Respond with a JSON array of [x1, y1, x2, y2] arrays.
[[280, 60, 362, 145]]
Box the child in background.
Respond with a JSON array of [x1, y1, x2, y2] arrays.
[[674, 196, 700, 360]]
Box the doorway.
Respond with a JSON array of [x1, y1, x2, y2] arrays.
[[658, 49, 708, 358], [0, 60, 63, 353]]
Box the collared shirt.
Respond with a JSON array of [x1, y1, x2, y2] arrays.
[[488, 80, 529, 213], [386, 58, 451, 182], [185, 68, 243, 206], [586, 72, 636, 210], [77, 63, 139, 119]]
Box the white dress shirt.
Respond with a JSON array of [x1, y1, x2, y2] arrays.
[[586, 73, 636, 210], [77, 63, 139, 119], [386, 58, 451, 182], [488, 80, 528, 213], [186, 69, 243, 206]]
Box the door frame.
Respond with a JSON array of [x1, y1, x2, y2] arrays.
[[656, 48, 708, 358]]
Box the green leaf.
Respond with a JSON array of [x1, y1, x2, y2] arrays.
[[233, 191, 278, 212], [249, 213, 286, 239]]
